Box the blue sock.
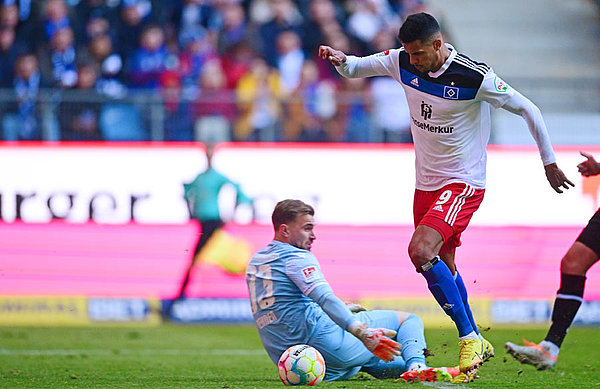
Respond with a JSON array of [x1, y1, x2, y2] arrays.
[[454, 271, 479, 336], [396, 313, 427, 369], [422, 257, 474, 337]]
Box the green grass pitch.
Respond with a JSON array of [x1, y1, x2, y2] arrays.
[[0, 325, 598, 388]]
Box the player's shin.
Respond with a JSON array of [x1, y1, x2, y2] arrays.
[[545, 273, 586, 347], [454, 271, 479, 336], [420, 257, 475, 338], [396, 313, 427, 371]]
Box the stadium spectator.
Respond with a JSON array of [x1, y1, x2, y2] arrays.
[[505, 151, 599, 370], [234, 57, 284, 141], [247, 199, 461, 383], [284, 59, 336, 141], [194, 58, 236, 142], [1, 53, 44, 140], [0, 1, 34, 51], [159, 69, 194, 141], [300, 0, 344, 57], [346, 0, 400, 53], [73, 0, 120, 40], [125, 24, 174, 89], [42, 0, 75, 43], [256, 0, 304, 68], [220, 40, 258, 89], [176, 0, 221, 37], [216, 2, 260, 57], [0, 2, 19, 29], [275, 30, 305, 92], [95, 50, 127, 99], [368, 28, 411, 143], [86, 34, 116, 69], [80, 14, 112, 45], [0, 26, 19, 87], [319, 12, 573, 382], [38, 26, 79, 88], [57, 62, 103, 140], [177, 26, 216, 93], [115, 0, 154, 59], [336, 75, 371, 142]]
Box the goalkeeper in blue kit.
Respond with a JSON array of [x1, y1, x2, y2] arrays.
[[246, 199, 460, 383]]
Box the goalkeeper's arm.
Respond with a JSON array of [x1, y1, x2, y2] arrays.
[[307, 284, 401, 362]]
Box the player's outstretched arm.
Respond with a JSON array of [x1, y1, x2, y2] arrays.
[[348, 321, 401, 362], [544, 163, 574, 193], [318, 45, 347, 67], [578, 151, 600, 177]]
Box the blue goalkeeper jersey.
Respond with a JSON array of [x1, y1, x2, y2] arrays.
[[246, 240, 331, 363]]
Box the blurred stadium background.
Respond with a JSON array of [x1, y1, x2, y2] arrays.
[[0, 0, 599, 330]]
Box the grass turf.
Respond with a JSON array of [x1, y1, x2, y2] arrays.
[[0, 325, 598, 388]]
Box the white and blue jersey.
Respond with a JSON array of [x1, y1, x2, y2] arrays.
[[336, 43, 556, 191], [246, 240, 402, 381]]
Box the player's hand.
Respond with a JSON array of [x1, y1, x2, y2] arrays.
[[344, 301, 367, 313], [361, 327, 401, 362], [349, 322, 401, 362], [318, 45, 347, 66], [544, 163, 574, 193], [577, 151, 600, 177]]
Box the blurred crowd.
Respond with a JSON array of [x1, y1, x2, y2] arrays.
[[0, 0, 428, 142]]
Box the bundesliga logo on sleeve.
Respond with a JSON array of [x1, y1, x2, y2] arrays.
[[302, 266, 317, 281]]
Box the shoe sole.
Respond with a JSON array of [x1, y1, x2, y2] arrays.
[[504, 343, 554, 370], [452, 366, 480, 384]]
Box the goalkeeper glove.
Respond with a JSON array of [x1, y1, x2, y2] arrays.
[[348, 321, 401, 362]]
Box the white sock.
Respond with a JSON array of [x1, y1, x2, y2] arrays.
[[459, 331, 479, 340], [540, 340, 560, 357], [407, 362, 428, 371]]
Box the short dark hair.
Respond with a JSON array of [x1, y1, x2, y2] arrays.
[[272, 199, 314, 231], [398, 13, 441, 44]]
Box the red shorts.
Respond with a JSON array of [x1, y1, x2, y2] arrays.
[[413, 183, 485, 254]]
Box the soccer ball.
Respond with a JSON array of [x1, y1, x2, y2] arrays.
[[278, 344, 326, 386]]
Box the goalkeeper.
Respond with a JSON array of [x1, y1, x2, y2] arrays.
[[246, 199, 458, 382]]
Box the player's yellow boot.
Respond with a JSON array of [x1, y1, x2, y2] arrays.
[[481, 337, 495, 362], [452, 338, 484, 383]]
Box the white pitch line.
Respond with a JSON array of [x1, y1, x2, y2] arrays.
[[421, 381, 458, 388], [0, 349, 265, 356]]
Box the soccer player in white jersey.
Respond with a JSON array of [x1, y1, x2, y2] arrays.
[[319, 12, 574, 383], [246, 199, 460, 383]]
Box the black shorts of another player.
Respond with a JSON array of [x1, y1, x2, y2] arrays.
[[576, 208, 600, 257]]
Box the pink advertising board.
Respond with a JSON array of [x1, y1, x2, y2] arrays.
[[1, 221, 598, 301]]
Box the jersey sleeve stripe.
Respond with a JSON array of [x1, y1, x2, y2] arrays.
[[455, 53, 490, 70], [453, 56, 488, 76]]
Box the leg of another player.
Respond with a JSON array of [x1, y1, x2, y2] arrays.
[[395, 311, 427, 371], [545, 242, 598, 352], [506, 241, 598, 369]]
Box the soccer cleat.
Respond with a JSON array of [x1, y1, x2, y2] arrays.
[[481, 337, 495, 362], [457, 338, 484, 381], [399, 367, 456, 383], [505, 339, 558, 370], [451, 371, 479, 384]]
